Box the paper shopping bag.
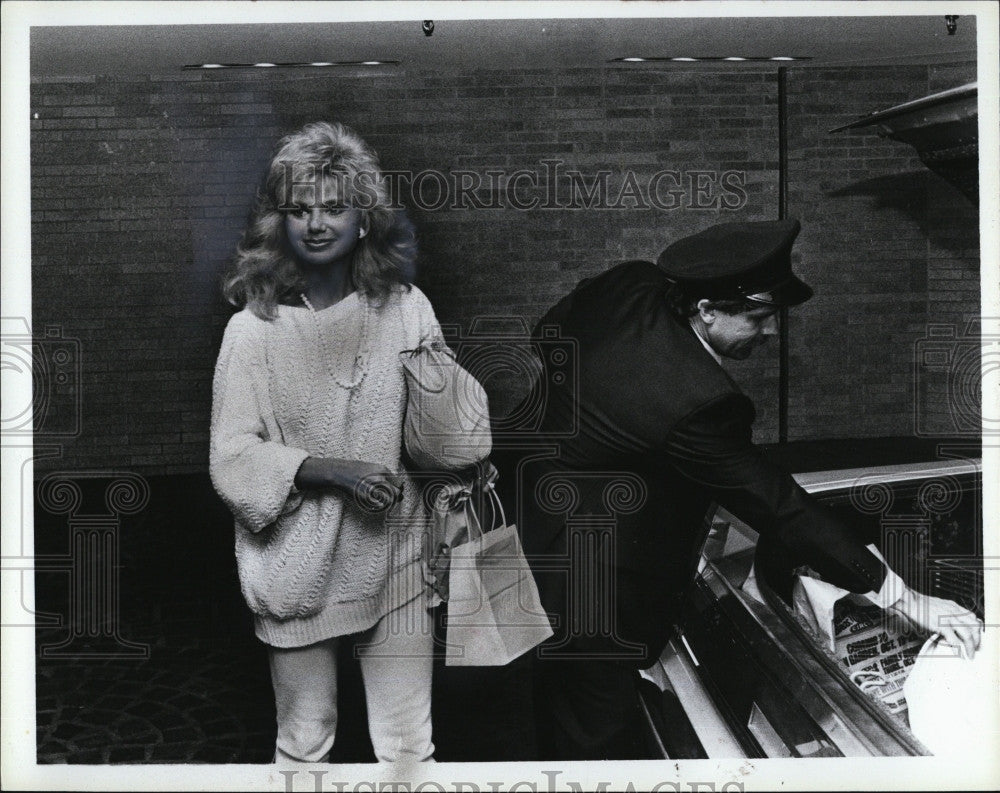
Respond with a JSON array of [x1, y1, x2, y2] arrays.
[[444, 500, 553, 666]]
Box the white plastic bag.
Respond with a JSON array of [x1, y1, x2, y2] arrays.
[[904, 631, 998, 755]]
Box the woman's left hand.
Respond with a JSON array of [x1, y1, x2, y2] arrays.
[[354, 469, 406, 512], [294, 457, 404, 511]]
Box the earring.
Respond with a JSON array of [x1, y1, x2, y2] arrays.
[[358, 228, 367, 239]]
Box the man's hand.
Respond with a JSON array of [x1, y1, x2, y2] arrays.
[[889, 589, 983, 658]]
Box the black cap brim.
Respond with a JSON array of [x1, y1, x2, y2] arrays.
[[743, 274, 814, 307]]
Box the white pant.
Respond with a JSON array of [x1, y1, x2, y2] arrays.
[[268, 596, 434, 763]]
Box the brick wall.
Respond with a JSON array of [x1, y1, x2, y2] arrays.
[[785, 62, 978, 440], [29, 62, 977, 474]]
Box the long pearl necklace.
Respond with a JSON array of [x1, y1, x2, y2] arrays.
[[300, 292, 370, 390]]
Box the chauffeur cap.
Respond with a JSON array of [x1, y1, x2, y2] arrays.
[[656, 218, 813, 307]]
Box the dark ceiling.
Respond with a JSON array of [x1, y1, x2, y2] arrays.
[[30, 14, 978, 76]]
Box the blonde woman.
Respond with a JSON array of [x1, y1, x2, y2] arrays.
[[211, 122, 440, 763]]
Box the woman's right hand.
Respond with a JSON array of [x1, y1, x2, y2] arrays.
[[294, 457, 405, 511]]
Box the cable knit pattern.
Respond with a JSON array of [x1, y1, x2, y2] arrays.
[[210, 285, 442, 648]]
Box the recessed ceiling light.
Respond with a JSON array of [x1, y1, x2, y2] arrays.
[[611, 55, 809, 64], [184, 60, 400, 70]]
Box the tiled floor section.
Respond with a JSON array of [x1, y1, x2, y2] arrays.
[[33, 474, 536, 765], [36, 643, 276, 764]]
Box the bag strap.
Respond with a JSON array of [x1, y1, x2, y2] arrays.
[[454, 467, 506, 541], [463, 492, 486, 540], [485, 479, 508, 531]]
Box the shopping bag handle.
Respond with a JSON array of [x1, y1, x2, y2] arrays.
[[485, 480, 508, 532], [462, 495, 485, 541], [460, 470, 506, 541]]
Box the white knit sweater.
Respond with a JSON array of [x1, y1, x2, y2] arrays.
[[210, 285, 441, 647]]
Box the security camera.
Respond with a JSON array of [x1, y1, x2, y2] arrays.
[[422, 20, 434, 37]]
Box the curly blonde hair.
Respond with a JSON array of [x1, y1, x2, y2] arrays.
[[222, 122, 416, 319]]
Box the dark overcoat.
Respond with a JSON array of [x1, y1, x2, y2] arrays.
[[502, 260, 888, 666]]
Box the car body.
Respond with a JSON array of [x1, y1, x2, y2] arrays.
[[638, 440, 983, 758]]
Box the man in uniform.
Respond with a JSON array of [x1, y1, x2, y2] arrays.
[[509, 218, 982, 759]]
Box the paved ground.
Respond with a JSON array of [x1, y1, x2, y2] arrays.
[[35, 641, 276, 764], [32, 474, 536, 765]]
